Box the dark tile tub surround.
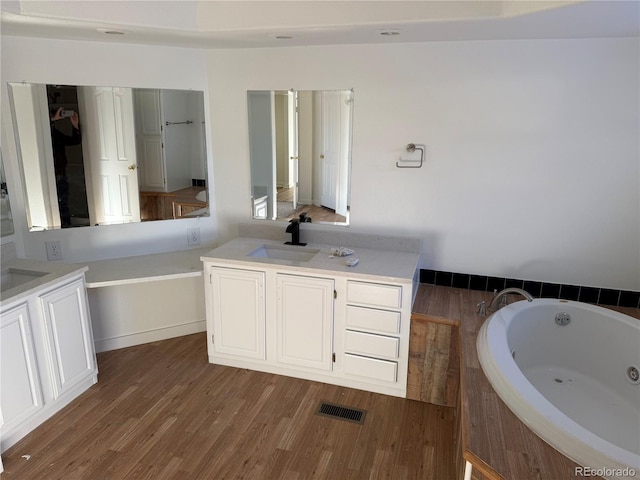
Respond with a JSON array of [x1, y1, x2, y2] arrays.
[[419, 269, 640, 308]]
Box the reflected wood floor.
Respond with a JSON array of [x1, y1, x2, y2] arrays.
[[2, 333, 455, 480], [277, 187, 347, 223], [279, 203, 348, 224]]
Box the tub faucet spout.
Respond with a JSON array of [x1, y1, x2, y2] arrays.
[[488, 288, 534, 311]]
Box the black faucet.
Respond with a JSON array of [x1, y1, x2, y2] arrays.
[[285, 213, 311, 246]]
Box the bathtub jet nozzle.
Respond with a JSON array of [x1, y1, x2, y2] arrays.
[[555, 312, 571, 326]]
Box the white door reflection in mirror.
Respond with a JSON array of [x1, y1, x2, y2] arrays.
[[248, 89, 352, 225], [248, 91, 277, 220], [134, 89, 165, 190], [318, 90, 351, 217], [287, 91, 298, 210], [77, 86, 140, 225]]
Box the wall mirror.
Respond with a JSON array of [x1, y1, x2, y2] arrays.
[[247, 89, 353, 226], [8, 83, 208, 231], [1, 150, 15, 237]]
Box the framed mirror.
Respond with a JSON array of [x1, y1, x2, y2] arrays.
[[8, 83, 208, 231], [247, 89, 353, 226]]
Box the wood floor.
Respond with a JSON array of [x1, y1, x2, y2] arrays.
[[277, 187, 347, 224], [280, 203, 348, 224], [2, 333, 455, 480]]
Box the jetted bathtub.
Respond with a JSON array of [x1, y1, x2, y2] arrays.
[[477, 299, 640, 480]]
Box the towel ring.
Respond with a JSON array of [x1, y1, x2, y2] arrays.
[[396, 143, 425, 168]]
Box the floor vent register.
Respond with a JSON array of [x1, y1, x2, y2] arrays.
[[315, 401, 367, 425]]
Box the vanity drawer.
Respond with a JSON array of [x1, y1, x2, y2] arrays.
[[344, 354, 397, 383], [346, 305, 401, 334], [346, 281, 402, 309], [345, 330, 399, 360]]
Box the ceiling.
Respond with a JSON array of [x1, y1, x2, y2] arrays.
[[1, 1, 639, 49]]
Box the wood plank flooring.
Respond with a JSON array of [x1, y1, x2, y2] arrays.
[[2, 333, 455, 480], [277, 187, 347, 223], [282, 203, 347, 224]]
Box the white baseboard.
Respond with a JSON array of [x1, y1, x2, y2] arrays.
[[94, 320, 206, 353]]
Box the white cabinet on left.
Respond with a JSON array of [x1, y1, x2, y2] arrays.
[[0, 304, 44, 435], [40, 279, 96, 399], [0, 273, 98, 454]]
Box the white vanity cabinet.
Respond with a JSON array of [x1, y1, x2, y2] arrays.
[[0, 304, 44, 435], [39, 279, 96, 399], [0, 271, 98, 453], [202, 237, 418, 397], [205, 266, 335, 375]]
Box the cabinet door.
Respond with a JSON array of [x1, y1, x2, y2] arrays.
[[40, 279, 96, 399], [210, 267, 266, 360], [276, 274, 334, 371], [0, 304, 44, 431]]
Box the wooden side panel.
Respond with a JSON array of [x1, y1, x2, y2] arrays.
[[407, 316, 460, 407]]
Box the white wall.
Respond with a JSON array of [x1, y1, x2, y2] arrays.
[[208, 38, 640, 290], [247, 90, 276, 219], [274, 93, 289, 188], [161, 90, 200, 192], [1, 36, 217, 262], [298, 91, 314, 205]]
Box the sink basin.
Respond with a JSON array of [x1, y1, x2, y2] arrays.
[[248, 244, 320, 262], [1, 268, 48, 292]]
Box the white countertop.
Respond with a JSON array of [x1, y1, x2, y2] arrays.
[[1, 258, 88, 308], [84, 247, 212, 288], [201, 237, 419, 283]]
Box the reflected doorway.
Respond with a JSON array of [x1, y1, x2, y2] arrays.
[[249, 89, 352, 224], [46, 85, 90, 227]]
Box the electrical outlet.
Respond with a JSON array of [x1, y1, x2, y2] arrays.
[[45, 240, 63, 260], [187, 227, 201, 246]]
